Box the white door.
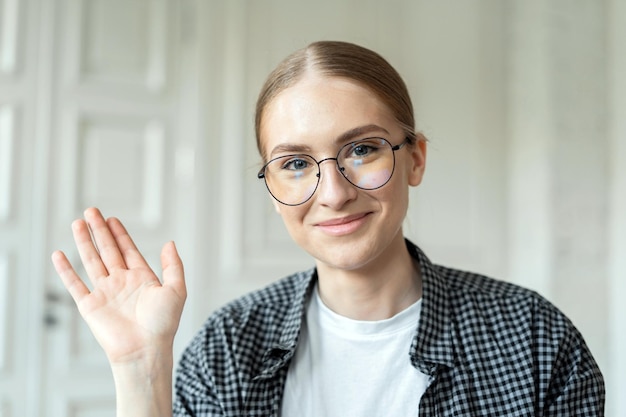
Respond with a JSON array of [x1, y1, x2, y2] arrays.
[[40, 0, 203, 415], [0, 0, 202, 415]]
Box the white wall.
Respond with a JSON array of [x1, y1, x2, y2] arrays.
[[608, 0, 626, 413]]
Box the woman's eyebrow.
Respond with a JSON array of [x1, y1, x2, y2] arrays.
[[269, 143, 312, 158], [268, 125, 390, 158], [335, 124, 391, 145]]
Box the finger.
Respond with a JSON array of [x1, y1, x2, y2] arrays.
[[106, 217, 149, 269], [51, 250, 91, 304], [161, 241, 186, 300], [72, 218, 109, 281], [83, 207, 127, 271]]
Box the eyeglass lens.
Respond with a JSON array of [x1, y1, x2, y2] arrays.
[[262, 138, 396, 206]]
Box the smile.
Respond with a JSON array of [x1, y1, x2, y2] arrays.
[[314, 212, 372, 236]]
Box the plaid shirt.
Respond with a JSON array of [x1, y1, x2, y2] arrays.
[[173, 240, 605, 416]]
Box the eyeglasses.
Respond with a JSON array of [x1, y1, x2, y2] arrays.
[[258, 137, 410, 206]]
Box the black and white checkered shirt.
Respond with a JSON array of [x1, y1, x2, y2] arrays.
[[173, 240, 605, 416]]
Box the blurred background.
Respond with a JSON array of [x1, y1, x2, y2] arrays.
[[0, 0, 624, 415]]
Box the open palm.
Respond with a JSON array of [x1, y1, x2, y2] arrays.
[[51, 208, 187, 365]]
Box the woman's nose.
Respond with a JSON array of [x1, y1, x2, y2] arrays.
[[314, 159, 358, 208]]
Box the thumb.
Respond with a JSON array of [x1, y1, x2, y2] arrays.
[[161, 241, 186, 298]]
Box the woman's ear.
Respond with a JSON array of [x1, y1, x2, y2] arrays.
[[408, 133, 427, 187]]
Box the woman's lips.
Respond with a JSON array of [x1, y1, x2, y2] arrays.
[[314, 212, 371, 236]]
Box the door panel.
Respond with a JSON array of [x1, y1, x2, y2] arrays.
[[0, 0, 21, 77], [63, 0, 170, 94], [0, 106, 15, 221]]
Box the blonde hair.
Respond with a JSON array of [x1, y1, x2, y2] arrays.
[[255, 41, 416, 160]]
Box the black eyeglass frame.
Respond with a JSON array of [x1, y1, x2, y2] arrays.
[[257, 136, 411, 206]]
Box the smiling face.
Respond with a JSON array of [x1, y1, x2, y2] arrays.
[[259, 74, 426, 274]]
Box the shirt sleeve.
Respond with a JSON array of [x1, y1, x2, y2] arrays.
[[533, 297, 606, 416], [172, 328, 225, 417], [543, 336, 605, 415]]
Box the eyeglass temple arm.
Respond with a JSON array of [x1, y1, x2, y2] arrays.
[[391, 137, 411, 151]]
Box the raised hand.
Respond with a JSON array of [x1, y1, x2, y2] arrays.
[[51, 207, 187, 366]]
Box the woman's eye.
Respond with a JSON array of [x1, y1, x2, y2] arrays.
[[348, 142, 382, 158], [352, 145, 372, 156], [283, 158, 310, 170]]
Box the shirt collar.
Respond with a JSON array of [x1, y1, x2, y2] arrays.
[[257, 268, 316, 378], [406, 240, 456, 373], [260, 239, 455, 377]]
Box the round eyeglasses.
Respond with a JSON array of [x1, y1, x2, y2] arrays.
[[257, 137, 410, 206]]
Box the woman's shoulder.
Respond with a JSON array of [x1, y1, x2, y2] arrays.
[[183, 267, 315, 353], [433, 263, 578, 339], [218, 267, 315, 319], [435, 264, 540, 300]]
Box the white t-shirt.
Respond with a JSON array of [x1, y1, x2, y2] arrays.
[[281, 286, 430, 416]]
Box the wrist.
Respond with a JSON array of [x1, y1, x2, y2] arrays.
[[110, 348, 174, 417]]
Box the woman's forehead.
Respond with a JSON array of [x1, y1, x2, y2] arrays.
[[259, 75, 399, 156]]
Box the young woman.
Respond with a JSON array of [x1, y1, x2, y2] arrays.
[[52, 41, 604, 416]]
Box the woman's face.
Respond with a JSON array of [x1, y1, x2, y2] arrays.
[[259, 74, 426, 273]]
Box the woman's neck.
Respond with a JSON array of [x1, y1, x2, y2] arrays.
[[315, 237, 422, 321]]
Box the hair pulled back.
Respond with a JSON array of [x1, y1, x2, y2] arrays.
[[255, 41, 416, 160]]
